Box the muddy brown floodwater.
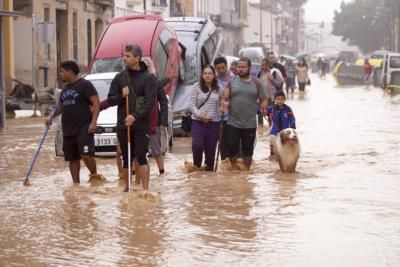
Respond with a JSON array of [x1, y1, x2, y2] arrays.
[[1, 74, 399, 266]]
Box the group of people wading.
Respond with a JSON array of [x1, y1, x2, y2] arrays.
[[47, 44, 299, 193]]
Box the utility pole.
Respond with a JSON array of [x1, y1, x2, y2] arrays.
[[259, 0, 262, 46]]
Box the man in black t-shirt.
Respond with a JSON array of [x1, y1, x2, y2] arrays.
[[45, 61, 101, 184], [108, 44, 157, 192]]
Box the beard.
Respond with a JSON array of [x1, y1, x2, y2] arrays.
[[238, 70, 250, 78]]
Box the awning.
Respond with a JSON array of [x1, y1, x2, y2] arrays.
[[0, 10, 23, 17]]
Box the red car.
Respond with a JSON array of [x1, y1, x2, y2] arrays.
[[88, 14, 183, 101]]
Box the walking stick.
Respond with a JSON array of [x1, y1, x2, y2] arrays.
[[23, 104, 59, 186], [214, 119, 224, 172], [125, 90, 132, 192]]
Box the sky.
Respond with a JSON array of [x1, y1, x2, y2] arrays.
[[304, 0, 352, 23]]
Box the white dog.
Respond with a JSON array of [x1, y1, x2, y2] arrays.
[[274, 128, 300, 173]]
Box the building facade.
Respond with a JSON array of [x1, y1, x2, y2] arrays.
[[12, 0, 113, 90], [115, 0, 170, 17], [243, 0, 304, 55], [170, 0, 248, 56]]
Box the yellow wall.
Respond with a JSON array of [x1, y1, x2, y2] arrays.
[[4, 0, 15, 94]]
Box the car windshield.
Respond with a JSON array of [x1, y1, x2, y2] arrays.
[[239, 50, 262, 63], [90, 79, 112, 101], [91, 58, 124, 74], [390, 56, 400, 68]]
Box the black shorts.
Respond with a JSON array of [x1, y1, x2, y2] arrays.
[[117, 127, 150, 167], [225, 124, 256, 158], [63, 127, 95, 161]]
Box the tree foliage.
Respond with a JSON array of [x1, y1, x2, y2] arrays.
[[332, 0, 390, 53]]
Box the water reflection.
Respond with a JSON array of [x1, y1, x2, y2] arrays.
[[187, 172, 257, 249]]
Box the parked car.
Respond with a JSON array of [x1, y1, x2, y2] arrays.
[[164, 17, 222, 133], [238, 47, 265, 77], [381, 52, 400, 93], [88, 14, 183, 104], [55, 72, 174, 156], [371, 50, 391, 60]]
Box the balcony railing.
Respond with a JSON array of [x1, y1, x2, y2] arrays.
[[152, 0, 168, 7], [126, 0, 143, 7]]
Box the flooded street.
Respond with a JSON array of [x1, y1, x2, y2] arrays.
[[0, 74, 399, 266]]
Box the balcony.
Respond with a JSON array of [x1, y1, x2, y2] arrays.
[[151, 0, 168, 14], [95, 0, 114, 8], [126, 0, 143, 7], [152, 0, 168, 7]]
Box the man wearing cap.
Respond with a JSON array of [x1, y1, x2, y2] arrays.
[[107, 44, 157, 192]]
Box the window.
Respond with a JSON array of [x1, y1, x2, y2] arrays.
[[44, 7, 50, 60], [173, 31, 198, 84], [73, 12, 78, 61], [390, 56, 400, 68], [152, 0, 168, 7], [155, 39, 168, 78], [91, 58, 123, 74], [202, 38, 214, 65], [159, 29, 174, 54]]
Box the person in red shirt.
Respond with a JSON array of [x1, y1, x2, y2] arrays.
[[363, 58, 373, 88]]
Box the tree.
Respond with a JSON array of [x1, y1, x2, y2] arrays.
[[332, 0, 390, 53]]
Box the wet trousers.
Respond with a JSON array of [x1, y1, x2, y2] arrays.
[[225, 124, 256, 158], [220, 121, 229, 160], [191, 120, 220, 171]]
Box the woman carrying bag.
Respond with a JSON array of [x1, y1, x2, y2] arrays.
[[189, 65, 223, 171], [296, 58, 309, 93]]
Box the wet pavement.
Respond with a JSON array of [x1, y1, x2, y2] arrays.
[[0, 74, 399, 266]]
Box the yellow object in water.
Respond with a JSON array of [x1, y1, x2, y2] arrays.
[[355, 58, 382, 67]]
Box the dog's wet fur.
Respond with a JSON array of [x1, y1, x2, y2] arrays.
[[274, 128, 300, 173]]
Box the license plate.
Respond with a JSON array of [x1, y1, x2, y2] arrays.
[[95, 136, 118, 146]]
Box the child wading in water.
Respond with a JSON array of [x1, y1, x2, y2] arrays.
[[267, 91, 296, 159]]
